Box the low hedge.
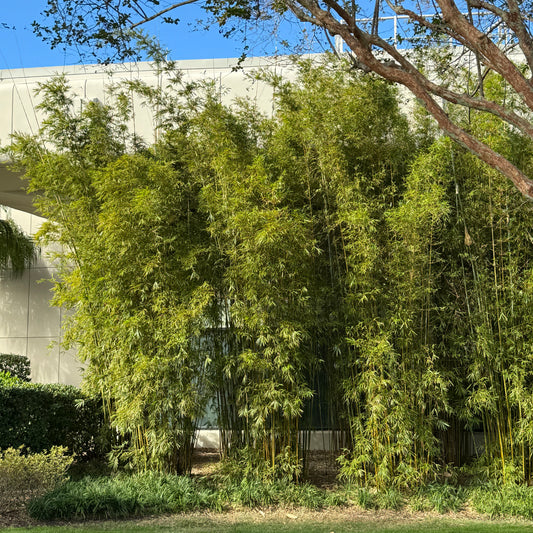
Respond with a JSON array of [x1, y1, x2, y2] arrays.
[[0, 382, 106, 457]]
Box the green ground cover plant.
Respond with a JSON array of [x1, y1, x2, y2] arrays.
[[24, 471, 533, 522], [26, 473, 340, 520], [410, 483, 467, 513], [27, 473, 214, 520], [469, 482, 533, 519]]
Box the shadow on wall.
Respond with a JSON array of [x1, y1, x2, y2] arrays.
[[0, 266, 83, 386]]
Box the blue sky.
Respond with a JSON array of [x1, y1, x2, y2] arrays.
[[0, 1, 328, 70]]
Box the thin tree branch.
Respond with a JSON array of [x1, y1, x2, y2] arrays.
[[383, 0, 464, 43], [363, 34, 533, 138], [467, 0, 533, 71], [435, 0, 533, 111], [130, 0, 200, 28]]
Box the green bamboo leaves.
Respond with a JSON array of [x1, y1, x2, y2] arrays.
[[9, 58, 533, 484]]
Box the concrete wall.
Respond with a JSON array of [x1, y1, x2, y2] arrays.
[[0, 206, 81, 385]]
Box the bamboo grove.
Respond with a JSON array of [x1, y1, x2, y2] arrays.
[[8, 57, 533, 486]]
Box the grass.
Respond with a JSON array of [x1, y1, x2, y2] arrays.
[[8, 518, 533, 533]]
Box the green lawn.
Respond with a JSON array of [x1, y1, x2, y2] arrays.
[[9, 518, 533, 533]]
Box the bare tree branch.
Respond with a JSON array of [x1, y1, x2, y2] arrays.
[[130, 0, 199, 28]]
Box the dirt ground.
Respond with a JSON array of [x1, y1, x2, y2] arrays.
[[189, 449, 340, 487]]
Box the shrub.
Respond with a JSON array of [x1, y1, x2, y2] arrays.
[[0, 353, 30, 381], [0, 446, 73, 513], [0, 382, 107, 457]]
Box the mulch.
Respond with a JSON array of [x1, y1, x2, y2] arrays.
[[0, 508, 39, 529]]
